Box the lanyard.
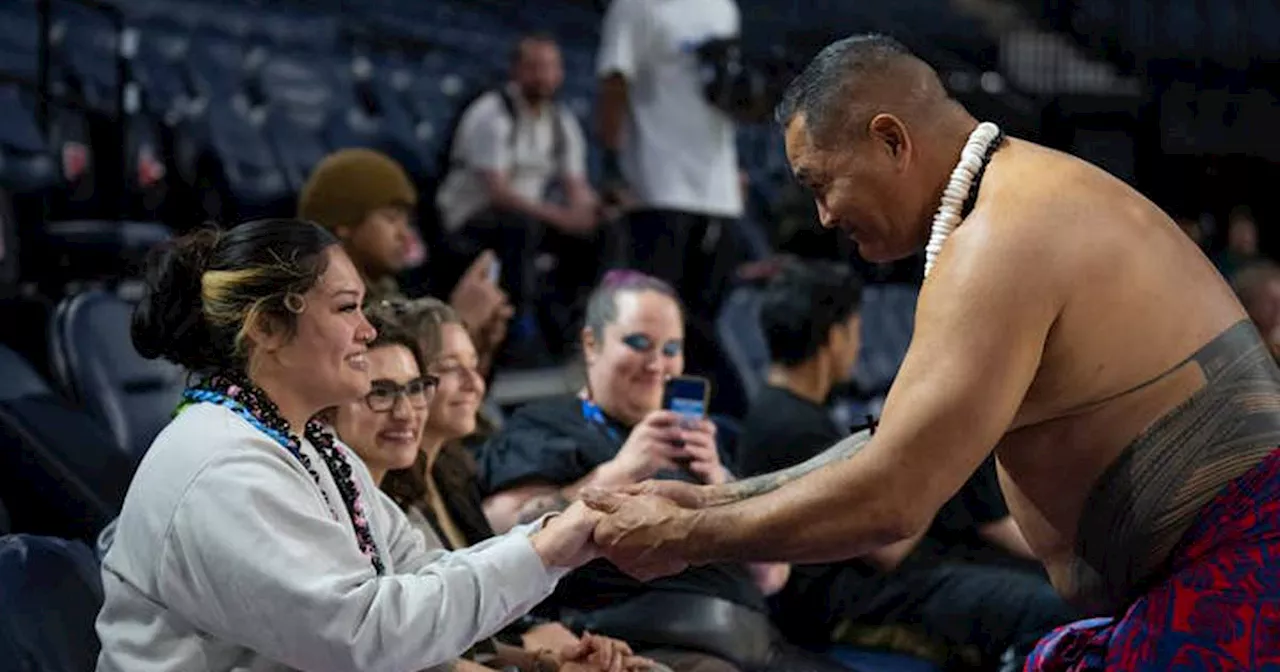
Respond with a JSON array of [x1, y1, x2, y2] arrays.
[[580, 397, 624, 443]]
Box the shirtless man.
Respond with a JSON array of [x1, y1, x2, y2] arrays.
[[582, 35, 1280, 670]]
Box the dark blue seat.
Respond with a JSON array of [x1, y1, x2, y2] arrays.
[[186, 38, 250, 102], [37, 218, 170, 286], [132, 28, 194, 117], [827, 645, 943, 672], [0, 4, 38, 81], [853, 284, 919, 399], [57, 19, 122, 113], [0, 534, 103, 672], [716, 286, 769, 404], [204, 100, 289, 215], [50, 289, 186, 459], [251, 9, 339, 53], [0, 344, 132, 541], [264, 113, 330, 193], [0, 85, 58, 194]]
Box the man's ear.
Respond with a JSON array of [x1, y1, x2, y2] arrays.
[[581, 327, 598, 365], [867, 113, 911, 169]]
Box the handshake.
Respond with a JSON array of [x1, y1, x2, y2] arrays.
[[527, 480, 718, 581]]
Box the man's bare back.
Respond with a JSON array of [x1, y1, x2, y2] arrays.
[[964, 139, 1280, 612]]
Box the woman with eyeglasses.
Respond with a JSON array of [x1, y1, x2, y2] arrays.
[[96, 220, 606, 672], [465, 272, 837, 672], [330, 302, 654, 672]]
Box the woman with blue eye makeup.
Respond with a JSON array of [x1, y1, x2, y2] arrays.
[[471, 272, 838, 672]]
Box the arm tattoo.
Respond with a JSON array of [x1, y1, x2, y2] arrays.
[[516, 491, 572, 524], [716, 428, 873, 504]]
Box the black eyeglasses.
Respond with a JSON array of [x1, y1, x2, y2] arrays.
[[364, 376, 439, 413]]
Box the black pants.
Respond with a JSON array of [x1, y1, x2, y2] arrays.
[[457, 209, 545, 311], [624, 208, 739, 318], [776, 561, 1076, 671]]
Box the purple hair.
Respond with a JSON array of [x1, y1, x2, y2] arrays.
[[584, 270, 681, 341]]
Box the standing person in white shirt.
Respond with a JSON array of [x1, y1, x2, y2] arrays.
[[95, 218, 605, 672], [437, 34, 599, 364], [596, 0, 744, 311]]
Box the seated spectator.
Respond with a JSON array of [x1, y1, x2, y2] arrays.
[[96, 219, 604, 671], [299, 148, 513, 375], [328, 305, 654, 672], [436, 33, 601, 364], [1232, 260, 1280, 362], [738, 261, 1076, 671], [1214, 206, 1262, 281], [474, 271, 845, 672]]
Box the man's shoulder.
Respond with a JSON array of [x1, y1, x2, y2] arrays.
[[458, 90, 514, 130]]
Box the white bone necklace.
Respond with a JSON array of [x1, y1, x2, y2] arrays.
[[923, 121, 1004, 280]]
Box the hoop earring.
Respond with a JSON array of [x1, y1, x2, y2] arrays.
[[283, 293, 306, 314]]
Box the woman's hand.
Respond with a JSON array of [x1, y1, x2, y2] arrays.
[[522, 623, 580, 657], [558, 632, 657, 671], [528, 501, 603, 569], [603, 411, 687, 484], [673, 419, 727, 485]]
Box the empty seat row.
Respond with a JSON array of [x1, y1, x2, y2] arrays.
[[0, 289, 184, 542]]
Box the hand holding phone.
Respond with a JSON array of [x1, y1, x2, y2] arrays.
[[662, 376, 710, 423]]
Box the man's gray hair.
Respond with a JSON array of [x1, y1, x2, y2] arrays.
[[774, 34, 916, 144]]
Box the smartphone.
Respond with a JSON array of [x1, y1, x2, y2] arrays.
[[662, 375, 710, 421], [487, 258, 502, 285]]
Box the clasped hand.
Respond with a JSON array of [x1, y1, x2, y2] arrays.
[[528, 480, 712, 582]]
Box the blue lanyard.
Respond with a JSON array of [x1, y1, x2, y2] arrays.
[[183, 388, 296, 454], [580, 397, 623, 443]]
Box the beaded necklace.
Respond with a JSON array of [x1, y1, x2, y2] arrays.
[[182, 373, 385, 574], [923, 121, 1005, 280]]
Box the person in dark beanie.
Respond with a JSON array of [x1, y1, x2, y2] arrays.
[[299, 148, 513, 375]]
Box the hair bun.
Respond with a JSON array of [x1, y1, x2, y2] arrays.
[[131, 226, 223, 371]]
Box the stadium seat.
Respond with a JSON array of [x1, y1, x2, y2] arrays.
[[0, 187, 18, 290], [0, 343, 132, 541], [716, 285, 769, 404], [853, 284, 919, 399], [203, 99, 289, 217], [34, 219, 170, 289], [50, 289, 186, 458], [0, 3, 38, 81], [0, 534, 103, 672], [0, 85, 58, 195], [827, 645, 944, 672]]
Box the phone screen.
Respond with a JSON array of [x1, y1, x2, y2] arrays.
[[663, 376, 709, 420], [487, 259, 502, 285]]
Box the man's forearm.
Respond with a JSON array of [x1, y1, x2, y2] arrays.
[[596, 75, 628, 152], [682, 429, 915, 565], [709, 429, 873, 505]]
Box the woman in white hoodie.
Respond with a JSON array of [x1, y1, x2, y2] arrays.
[[96, 219, 601, 672]]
